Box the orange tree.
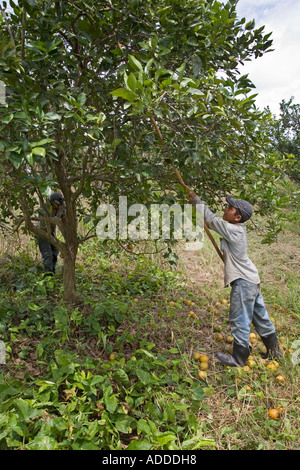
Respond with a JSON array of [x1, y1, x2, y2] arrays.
[[0, 0, 288, 302]]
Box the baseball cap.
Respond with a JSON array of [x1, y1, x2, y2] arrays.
[[226, 195, 253, 222], [49, 192, 64, 205]]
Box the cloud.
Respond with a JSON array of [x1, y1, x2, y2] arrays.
[[236, 0, 300, 116]]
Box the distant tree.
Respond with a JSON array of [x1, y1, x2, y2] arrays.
[[0, 0, 289, 302], [271, 97, 300, 180]]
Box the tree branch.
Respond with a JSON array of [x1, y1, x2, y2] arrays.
[[21, 6, 26, 60], [19, 192, 66, 252], [0, 4, 17, 54]]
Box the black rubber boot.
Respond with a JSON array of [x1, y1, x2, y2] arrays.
[[260, 333, 283, 359], [216, 342, 250, 367]]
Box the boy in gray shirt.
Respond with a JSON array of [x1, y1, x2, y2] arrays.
[[189, 191, 282, 367]]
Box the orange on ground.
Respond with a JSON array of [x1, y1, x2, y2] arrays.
[[268, 409, 280, 420]]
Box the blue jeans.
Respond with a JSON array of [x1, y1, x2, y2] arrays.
[[38, 238, 59, 273], [229, 278, 275, 348]]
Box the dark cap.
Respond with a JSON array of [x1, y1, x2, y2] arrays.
[[49, 192, 64, 205], [226, 195, 253, 222]]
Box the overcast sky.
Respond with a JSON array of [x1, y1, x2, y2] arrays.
[[235, 0, 300, 116]]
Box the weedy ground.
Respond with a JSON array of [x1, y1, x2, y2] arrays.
[[0, 182, 299, 450]]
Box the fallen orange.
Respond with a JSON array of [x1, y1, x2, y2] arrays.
[[268, 408, 280, 420], [198, 370, 207, 380]]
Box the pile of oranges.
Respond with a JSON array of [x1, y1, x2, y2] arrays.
[[193, 352, 209, 380]]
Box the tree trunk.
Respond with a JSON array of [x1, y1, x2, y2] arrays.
[[62, 249, 77, 303], [53, 152, 80, 303]]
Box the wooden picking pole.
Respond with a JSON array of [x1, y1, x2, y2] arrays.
[[149, 116, 224, 263]]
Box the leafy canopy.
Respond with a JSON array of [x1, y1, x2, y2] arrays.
[[0, 0, 289, 245]]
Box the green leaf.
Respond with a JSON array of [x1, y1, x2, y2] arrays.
[[27, 434, 59, 450], [136, 368, 156, 385], [112, 138, 122, 149], [128, 55, 143, 72], [77, 92, 87, 106], [181, 431, 216, 450], [8, 152, 24, 169], [0, 114, 13, 124], [31, 138, 54, 148], [54, 349, 73, 367], [144, 58, 154, 75], [15, 398, 39, 421], [75, 441, 99, 451], [156, 432, 177, 446], [191, 384, 205, 401], [245, 19, 255, 30], [103, 393, 118, 414], [187, 37, 198, 46], [27, 40, 47, 52], [47, 38, 63, 52], [127, 439, 153, 450], [44, 112, 61, 121], [111, 88, 137, 101], [114, 414, 134, 433], [186, 88, 205, 96], [32, 147, 46, 157], [113, 369, 130, 387], [26, 152, 35, 165], [127, 73, 137, 91], [137, 419, 151, 436], [28, 302, 41, 311], [0, 140, 9, 151], [168, 348, 179, 354]]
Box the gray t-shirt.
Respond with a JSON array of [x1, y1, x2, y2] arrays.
[[192, 196, 260, 287]]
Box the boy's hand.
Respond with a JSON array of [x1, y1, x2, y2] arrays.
[[187, 190, 197, 203]]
